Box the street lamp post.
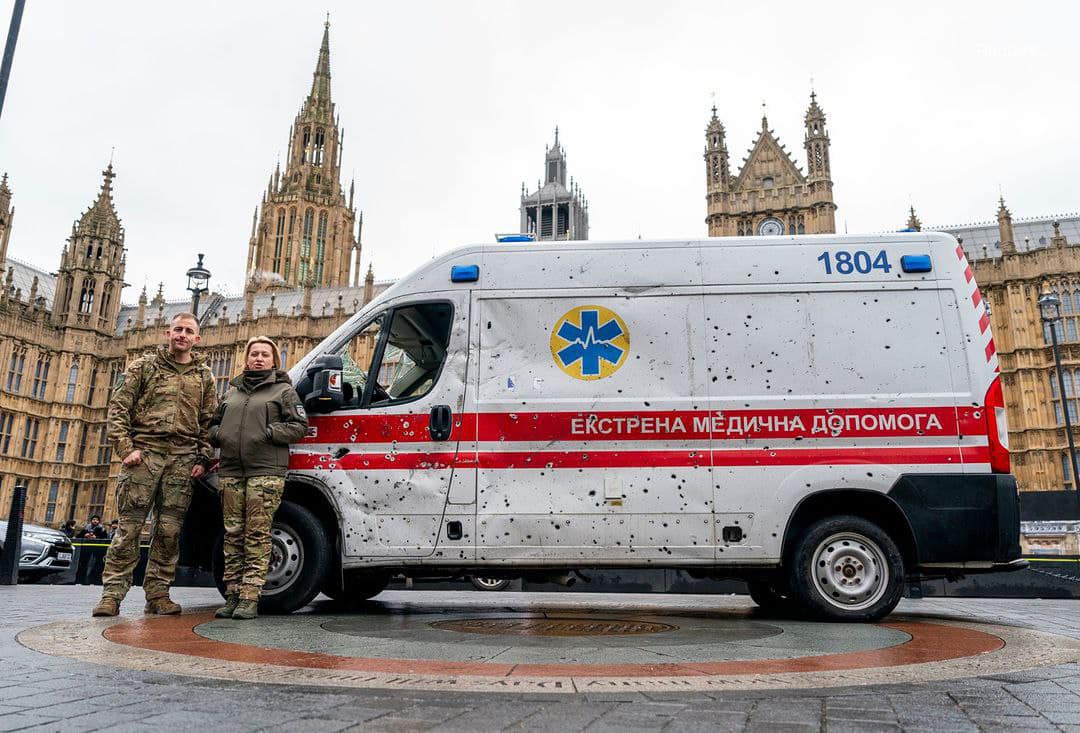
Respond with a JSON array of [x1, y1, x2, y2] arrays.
[[1039, 290, 1080, 496], [186, 253, 211, 319]]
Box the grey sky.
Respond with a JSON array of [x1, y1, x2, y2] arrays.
[[0, 1, 1076, 303]]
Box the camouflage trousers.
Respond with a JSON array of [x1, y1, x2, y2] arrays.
[[101, 451, 196, 600], [220, 476, 285, 601]]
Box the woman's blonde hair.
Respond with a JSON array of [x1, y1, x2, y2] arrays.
[[244, 336, 281, 369]]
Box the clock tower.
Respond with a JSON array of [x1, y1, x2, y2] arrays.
[[705, 94, 837, 237]]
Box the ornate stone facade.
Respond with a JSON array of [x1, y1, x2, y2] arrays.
[[0, 22, 387, 527], [912, 205, 1080, 494], [705, 95, 836, 237], [245, 22, 361, 290]]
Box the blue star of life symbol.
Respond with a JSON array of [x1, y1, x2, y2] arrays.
[[555, 309, 626, 377]]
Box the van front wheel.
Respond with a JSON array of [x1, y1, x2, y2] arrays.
[[788, 515, 904, 622], [257, 500, 330, 615]]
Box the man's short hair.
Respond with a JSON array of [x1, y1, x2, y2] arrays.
[[90, 514, 101, 522], [171, 311, 199, 325]]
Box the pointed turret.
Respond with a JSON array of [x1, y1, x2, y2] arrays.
[[52, 163, 127, 332], [704, 105, 731, 191], [998, 196, 1016, 256], [364, 262, 375, 304], [135, 284, 147, 327], [0, 173, 14, 265], [906, 206, 922, 232], [804, 91, 830, 181]]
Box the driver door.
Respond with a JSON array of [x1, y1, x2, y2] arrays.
[[306, 294, 469, 558]]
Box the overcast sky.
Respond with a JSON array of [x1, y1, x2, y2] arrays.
[[0, 0, 1076, 303]]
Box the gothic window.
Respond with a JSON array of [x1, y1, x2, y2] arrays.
[[0, 411, 12, 454], [87, 365, 99, 405], [814, 144, 824, 172], [88, 483, 106, 519], [710, 157, 720, 184], [31, 353, 50, 399], [96, 423, 110, 465], [66, 359, 79, 402], [79, 279, 95, 314], [20, 416, 39, 458], [762, 176, 775, 189], [56, 421, 70, 462], [797, 215, 806, 235], [86, 242, 94, 258], [315, 211, 328, 284], [279, 343, 289, 369], [285, 208, 296, 280], [1064, 291, 1075, 314], [45, 481, 59, 525], [208, 350, 234, 397], [5, 347, 25, 393], [77, 422, 89, 463], [302, 128, 311, 163], [314, 129, 325, 167], [66, 484, 78, 523], [100, 282, 113, 319], [272, 209, 286, 273], [299, 209, 314, 282], [1052, 369, 1080, 425], [61, 275, 74, 313], [96, 244, 102, 258]]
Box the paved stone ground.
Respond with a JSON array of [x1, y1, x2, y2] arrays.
[[3, 586, 1080, 731]]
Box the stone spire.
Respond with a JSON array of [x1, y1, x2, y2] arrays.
[[0, 172, 14, 265], [906, 206, 922, 232], [363, 262, 375, 304], [704, 105, 731, 191], [304, 19, 333, 121], [75, 164, 122, 240], [804, 91, 831, 181], [997, 196, 1016, 256]]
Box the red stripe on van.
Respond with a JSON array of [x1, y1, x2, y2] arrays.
[[985, 339, 996, 361], [971, 289, 983, 308], [302, 407, 986, 445], [288, 446, 988, 471], [964, 265, 974, 283], [979, 311, 991, 334], [955, 244, 965, 260]]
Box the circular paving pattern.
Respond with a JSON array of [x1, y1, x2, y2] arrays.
[[18, 595, 1080, 694]]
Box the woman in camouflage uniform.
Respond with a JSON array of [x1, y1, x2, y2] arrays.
[[209, 336, 308, 620]]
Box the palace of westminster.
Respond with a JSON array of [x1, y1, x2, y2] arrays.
[[1, 22, 1078, 527]]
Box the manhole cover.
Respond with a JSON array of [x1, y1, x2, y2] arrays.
[[430, 617, 677, 637]]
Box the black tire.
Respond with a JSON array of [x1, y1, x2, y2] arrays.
[[788, 514, 904, 622], [341, 570, 390, 604], [469, 576, 512, 592], [210, 500, 330, 614], [746, 579, 795, 613]]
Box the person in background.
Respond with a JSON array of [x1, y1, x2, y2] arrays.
[[107, 520, 119, 540], [75, 515, 109, 585], [61, 520, 77, 539], [209, 336, 308, 620]]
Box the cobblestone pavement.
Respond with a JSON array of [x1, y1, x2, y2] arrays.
[[3, 585, 1080, 731]]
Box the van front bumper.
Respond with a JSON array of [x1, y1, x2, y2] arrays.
[[887, 473, 1023, 570]]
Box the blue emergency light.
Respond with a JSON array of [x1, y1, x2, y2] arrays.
[[496, 234, 535, 243], [900, 254, 932, 273], [450, 264, 480, 282]]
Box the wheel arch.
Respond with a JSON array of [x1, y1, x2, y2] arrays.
[[781, 488, 919, 571]]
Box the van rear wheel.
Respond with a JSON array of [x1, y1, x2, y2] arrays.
[[788, 515, 904, 622]]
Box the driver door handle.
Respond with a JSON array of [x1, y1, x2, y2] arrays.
[[429, 405, 453, 441]]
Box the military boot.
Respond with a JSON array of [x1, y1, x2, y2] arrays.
[[231, 599, 259, 620], [92, 596, 120, 617], [215, 593, 240, 619], [144, 596, 182, 615]]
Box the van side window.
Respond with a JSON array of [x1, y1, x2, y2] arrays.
[[335, 312, 385, 407], [368, 302, 453, 405]]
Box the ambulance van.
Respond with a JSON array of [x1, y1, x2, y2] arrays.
[[223, 233, 1023, 621]]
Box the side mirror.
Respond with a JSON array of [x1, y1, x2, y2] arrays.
[[301, 354, 344, 414]]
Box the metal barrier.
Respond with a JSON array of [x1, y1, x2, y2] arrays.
[[0, 482, 27, 585]]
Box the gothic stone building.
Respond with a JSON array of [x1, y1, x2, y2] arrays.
[[909, 203, 1080, 495], [705, 94, 837, 237], [519, 129, 589, 240], [0, 22, 389, 527]]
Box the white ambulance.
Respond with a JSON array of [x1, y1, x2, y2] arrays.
[[242, 233, 1023, 621]]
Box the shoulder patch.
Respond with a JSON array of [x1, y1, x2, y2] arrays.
[[295, 404, 306, 419]]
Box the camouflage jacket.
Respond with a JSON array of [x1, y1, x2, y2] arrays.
[[106, 346, 217, 462]]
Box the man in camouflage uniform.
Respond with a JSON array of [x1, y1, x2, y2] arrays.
[[92, 312, 217, 617]]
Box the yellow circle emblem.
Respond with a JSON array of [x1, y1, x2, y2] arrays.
[[550, 305, 630, 380]]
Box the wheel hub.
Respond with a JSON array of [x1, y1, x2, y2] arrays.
[[812, 532, 889, 611], [264, 523, 303, 595]]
